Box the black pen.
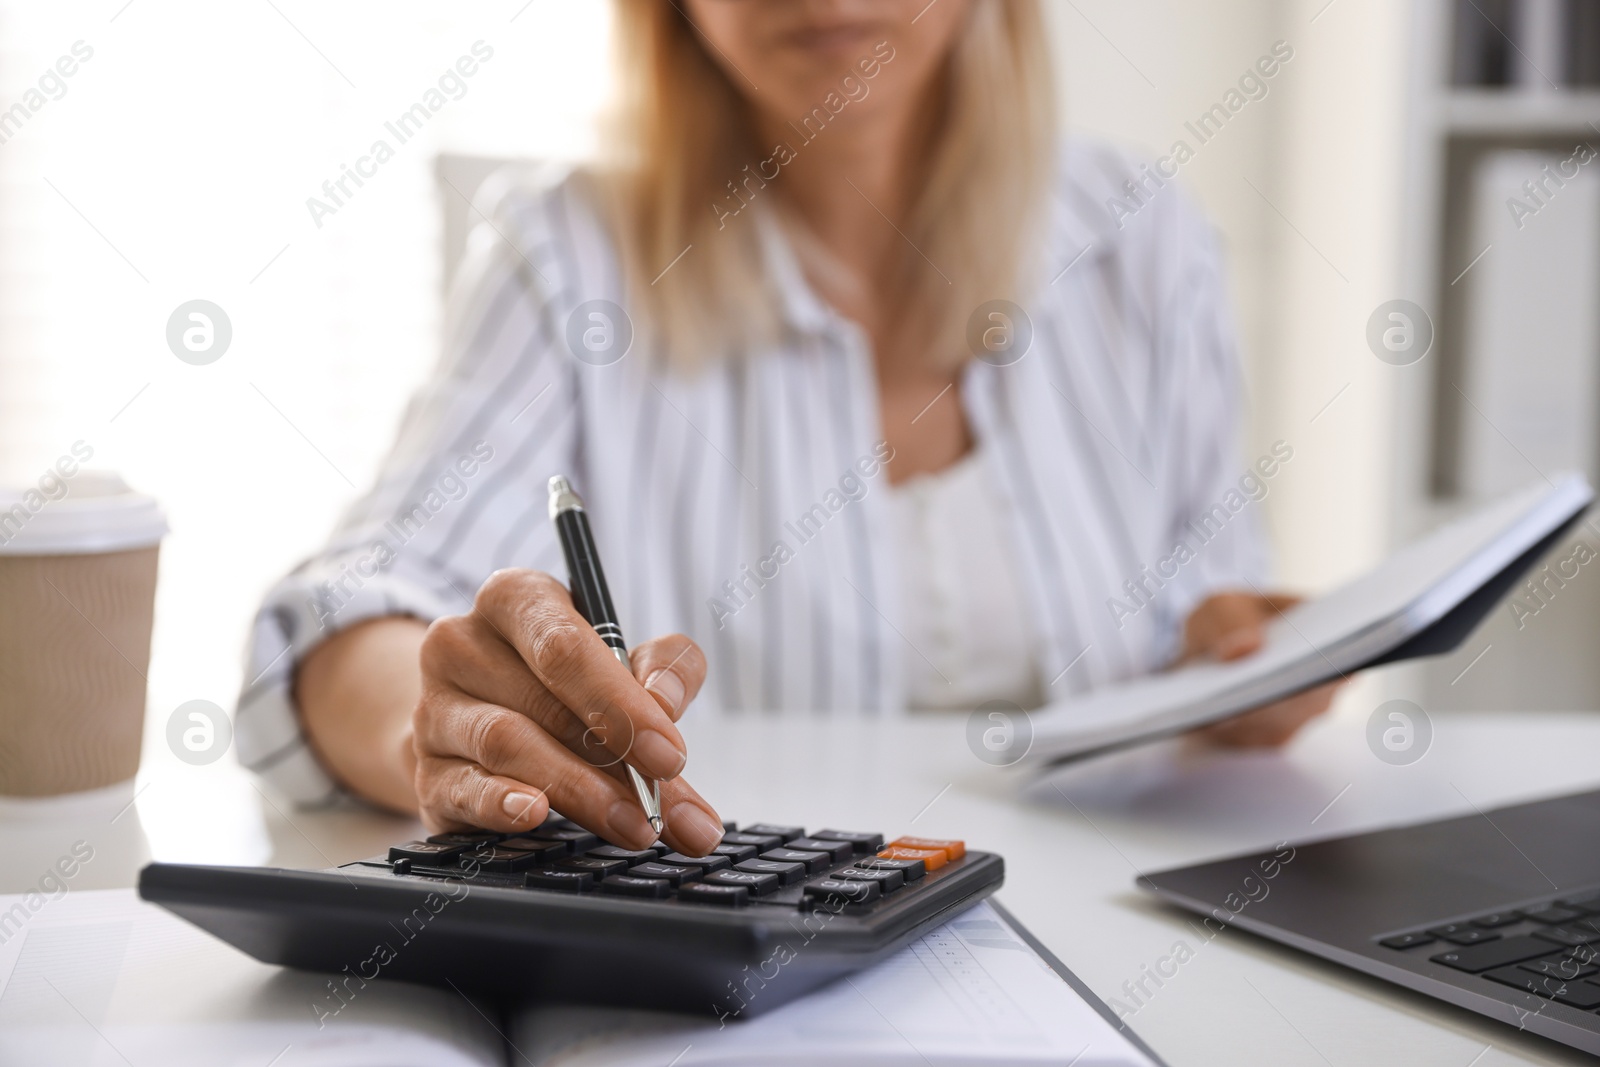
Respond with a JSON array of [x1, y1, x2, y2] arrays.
[[547, 475, 664, 836]]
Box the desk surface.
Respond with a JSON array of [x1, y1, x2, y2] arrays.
[[5, 703, 1600, 1066]]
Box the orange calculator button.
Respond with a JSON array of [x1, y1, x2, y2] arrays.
[[878, 846, 948, 871], [888, 837, 966, 861]]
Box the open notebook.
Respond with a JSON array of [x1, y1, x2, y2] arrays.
[[0, 888, 1161, 1067], [1022, 473, 1594, 767]]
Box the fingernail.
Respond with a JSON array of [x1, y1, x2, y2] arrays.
[[502, 791, 541, 824], [668, 801, 724, 855], [606, 797, 654, 847], [644, 668, 686, 714], [634, 729, 687, 780]]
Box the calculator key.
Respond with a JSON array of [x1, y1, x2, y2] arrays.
[[658, 852, 732, 873], [834, 867, 905, 892], [524, 869, 593, 892], [495, 837, 570, 863], [389, 841, 467, 864], [803, 878, 881, 906], [787, 838, 853, 863], [879, 846, 948, 871], [588, 845, 661, 865], [426, 831, 501, 846], [722, 831, 786, 851], [1470, 911, 1522, 928], [712, 843, 759, 863], [1523, 905, 1586, 925], [736, 858, 807, 886], [703, 869, 780, 896], [855, 856, 926, 882], [761, 848, 830, 874], [466, 846, 549, 873], [601, 875, 672, 899], [888, 836, 965, 861], [556, 856, 631, 879], [813, 829, 885, 854], [1520, 954, 1599, 980], [678, 883, 750, 907], [531, 826, 601, 853], [741, 823, 804, 843], [631, 862, 702, 887], [721, 820, 739, 832]]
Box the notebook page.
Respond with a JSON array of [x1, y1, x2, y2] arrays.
[[0, 888, 503, 1067], [512, 901, 1156, 1067]]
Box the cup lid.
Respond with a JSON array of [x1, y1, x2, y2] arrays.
[[0, 471, 168, 555]]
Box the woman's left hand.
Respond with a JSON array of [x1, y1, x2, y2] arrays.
[[1179, 591, 1344, 748]]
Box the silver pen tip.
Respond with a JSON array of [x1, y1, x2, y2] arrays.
[[547, 475, 583, 520], [648, 814, 664, 836]]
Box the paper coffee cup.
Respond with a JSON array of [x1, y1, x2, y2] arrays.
[[0, 472, 166, 796]]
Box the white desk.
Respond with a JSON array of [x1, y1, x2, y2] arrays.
[[5, 703, 1600, 1066]]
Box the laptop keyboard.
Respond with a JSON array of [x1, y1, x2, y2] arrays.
[[1379, 888, 1600, 1010]]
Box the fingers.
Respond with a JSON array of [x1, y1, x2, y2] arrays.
[[655, 776, 725, 857], [629, 633, 707, 723], [1182, 590, 1303, 664], [414, 756, 551, 835], [1182, 593, 1257, 662], [414, 573, 717, 849], [414, 693, 660, 848], [422, 614, 649, 767], [1193, 681, 1342, 748], [1197, 593, 1268, 661], [422, 612, 572, 735], [474, 570, 688, 781]]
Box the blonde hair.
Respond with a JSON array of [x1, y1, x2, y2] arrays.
[[604, 0, 1055, 372]]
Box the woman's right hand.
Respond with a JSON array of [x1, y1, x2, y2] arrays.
[[411, 568, 725, 856]]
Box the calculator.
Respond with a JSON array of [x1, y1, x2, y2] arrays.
[[138, 816, 1003, 1018]]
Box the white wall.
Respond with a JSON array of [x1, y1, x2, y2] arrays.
[[1046, 0, 1411, 600], [0, 1, 613, 782]]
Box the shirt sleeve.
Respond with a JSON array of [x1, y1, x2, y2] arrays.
[[1147, 193, 1272, 664], [234, 176, 581, 805]]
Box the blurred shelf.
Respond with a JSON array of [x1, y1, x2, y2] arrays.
[[1437, 89, 1600, 136], [1390, 1, 1600, 711]]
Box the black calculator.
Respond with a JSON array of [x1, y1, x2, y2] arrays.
[[139, 816, 1003, 1018]]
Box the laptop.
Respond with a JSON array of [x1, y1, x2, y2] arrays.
[[1140, 788, 1600, 1055]]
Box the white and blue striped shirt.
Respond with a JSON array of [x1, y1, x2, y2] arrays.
[[237, 139, 1267, 804]]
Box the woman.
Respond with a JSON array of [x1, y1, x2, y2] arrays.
[[236, 0, 1336, 859]]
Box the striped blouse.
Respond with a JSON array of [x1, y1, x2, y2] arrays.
[[236, 139, 1267, 805]]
